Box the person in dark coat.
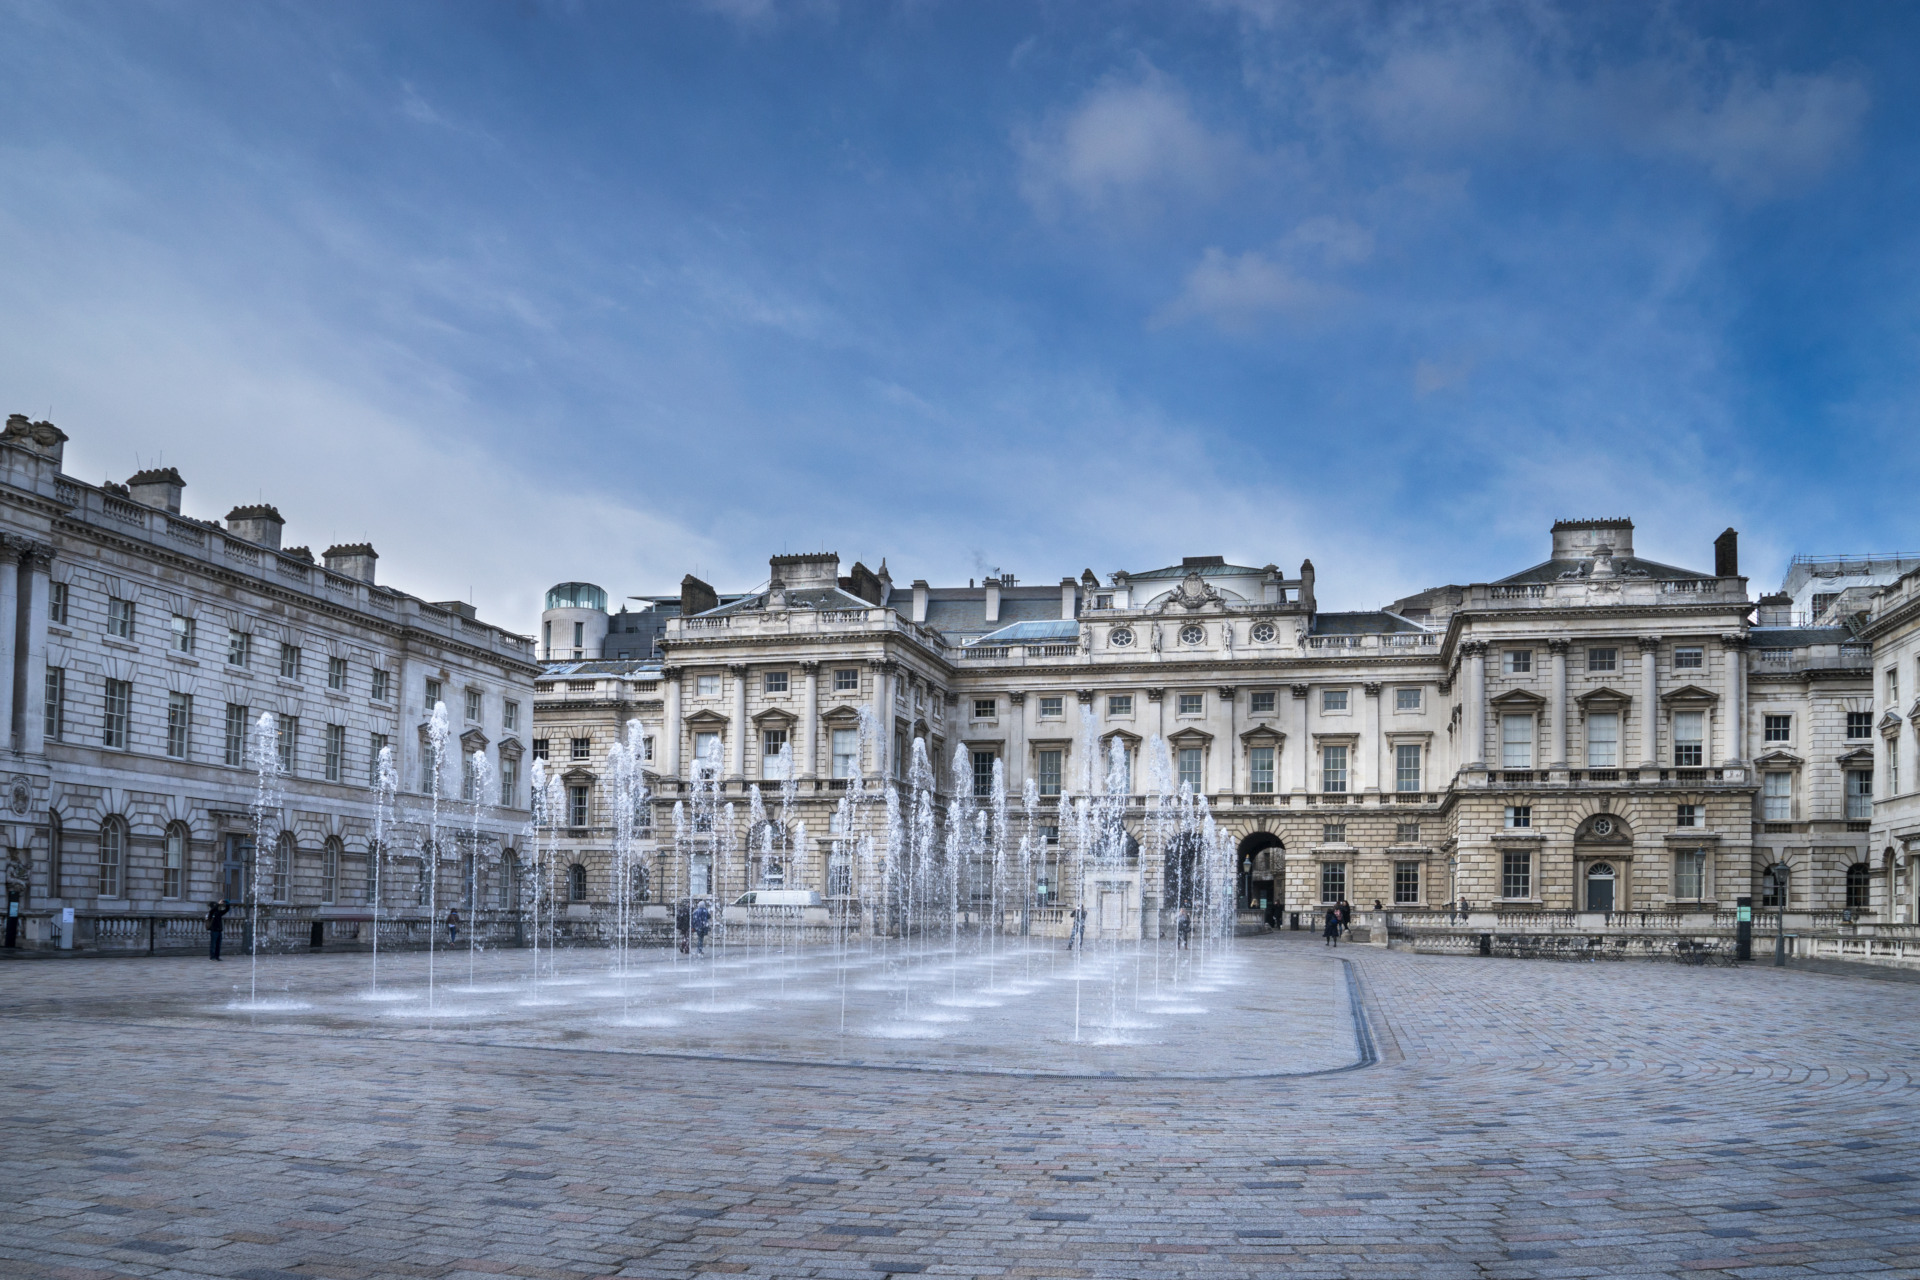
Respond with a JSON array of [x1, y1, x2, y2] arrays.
[[674, 899, 692, 953], [1336, 898, 1353, 934], [690, 901, 712, 955], [1175, 908, 1192, 949], [1322, 905, 1341, 946], [1066, 905, 1087, 950], [206, 900, 230, 961], [446, 906, 460, 944]]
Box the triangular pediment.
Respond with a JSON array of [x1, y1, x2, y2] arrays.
[[1836, 746, 1875, 766], [821, 703, 863, 723], [1881, 710, 1905, 735], [750, 706, 797, 726], [1575, 685, 1633, 710], [1239, 725, 1285, 744], [1101, 728, 1143, 747], [684, 708, 730, 727], [1167, 727, 1214, 747], [459, 727, 490, 754], [1752, 748, 1804, 768], [1660, 683, 1720, 705], [1490, 688, 1547, 710]]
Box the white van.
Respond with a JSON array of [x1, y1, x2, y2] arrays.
[[730, 889, 823, 908]]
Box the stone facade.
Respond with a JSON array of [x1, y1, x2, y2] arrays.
[[530, 519, 1888, 930], [0, 414, 537, 943], [1859, 564, 1920, 920]]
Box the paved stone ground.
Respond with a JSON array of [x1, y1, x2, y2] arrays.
[[4, 933, 1919, 1278]]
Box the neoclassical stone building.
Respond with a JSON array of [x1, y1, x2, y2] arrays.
[[0, 414, 536, 945], [533, 519, 1891, 932]]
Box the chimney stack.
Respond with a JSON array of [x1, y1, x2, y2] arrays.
[[681, 574, 718, 617], [911, 580, 929, 623], [322, 543, 378, 584], [1715, 527, 1739, 578], [1060, 578, 1077, 620], [225, 504, 285, 550], [984, 576, 1001, 623], [127, 467, 184, 514]]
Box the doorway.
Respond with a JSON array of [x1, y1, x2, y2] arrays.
[[1585, 862, 1616, 912]]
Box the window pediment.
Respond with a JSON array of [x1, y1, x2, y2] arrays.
[[683, 709, 730, 727], [497, 737, 524, 761], [1881, 710, 1905, 737], [1835, 746, 1875, 767], [1310, 731, 1359, 745], [1167, 727, 1214, 747], [561, 766, 597, 784], [1575, 685, 1632, 712], [1238, 726, 1285, 745], [459, 728, 490, 754], [1383, 730, 1433, 744], [750, 707, 797, 726], [1102, 728, 1144, 747], [1752, 748, 1804, 768], [1489, 688, 1546, 710], [821, 703, 863, 723], [1660, 684, 1719, 705]]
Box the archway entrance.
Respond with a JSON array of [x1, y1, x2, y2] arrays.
[[1237, 831, 1284, 923]]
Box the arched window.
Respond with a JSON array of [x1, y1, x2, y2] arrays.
[[631, 863, 651, 903], [1846, 862, 1872, 911], [273, 831, 295, 902], [827, 849, 851, 897], [163, 822, 189, 900], [568, 863, 588, 902], [760, 860, 785, 889], [501, 851, 520, 910], [97, 817, 126, 899], [321, 836, 342, 905]]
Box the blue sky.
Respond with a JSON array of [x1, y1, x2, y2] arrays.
[[2, 1, 1916, 627]]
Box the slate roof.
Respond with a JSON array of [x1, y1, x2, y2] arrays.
[[1748, 626, 1857, 648], [967, 620, 1081, 645], [1311, 611, 1429, 635], [539, 659, 663, 678], [1494, 556, 1713, 585], [702, 585, 874, 616], [923, 587, 1068, 639]]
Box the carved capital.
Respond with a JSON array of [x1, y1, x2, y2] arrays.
[[1459, 640, 1489, 657], [18, 542, 53, 572], [659, 666, 684, 682], [727, 663, 749, 678], [1076, 689, 1095, 703], [1008, 691, 1027, 705], [1437, 679, 1452, 696], [1146, 688, 1165, 702], [1546, 638, 1571, 655], [798, 660, 820, 674], [1290, 684, 1311, 699], [1363, 683, 1382, 697], [1217, 686, 1238, 700], [1720, 633, 1747, 650], [1637, 636, 1662, 652]]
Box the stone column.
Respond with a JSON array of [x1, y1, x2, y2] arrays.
[[727, 663, 748, 782], [1007, 691, 1027, 795], [1637, 637, 1661, 767], [1217, 686, 1238, 795], [1147, 688, 1165, 740], [1721, 634, 1746, 765], [1361, 683, 1382, 793], [18, 545, 51, 756], [1289, 685, 1310, 793], [867, 659, 891, 781], [1547, 639, 1569, 769], [0, 539, 19, 750], [800, 661, 819, 780], [1461, 643, 1487, 769], [661, 667, 683, 778]]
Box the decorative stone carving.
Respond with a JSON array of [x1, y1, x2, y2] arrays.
[[1160, 571, 1224, 612]]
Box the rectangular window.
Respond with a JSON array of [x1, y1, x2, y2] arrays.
[[1039, 696, 1063, 717], [464, 688, 481, 722], [370, 733, 389, 785], [318, 656, 341, 691], [165, 691, 191, 759], [762, 728, 789, 770], [163, 828, 184, 900], [1674, 646, 1703, 670], [1395, 822, 1420, 843], [831, 728, 858, 779], [1321, 744, 1348, 793], [1320, 861, 1347, 903], [277, 716, 298, 775], [1395, 687, 1421, 711], [1321, 823, 1345, 843], [1395, 743, 1422, 792], [696, 674, 721, 697], [1249, 746, 1274, 793], [170, 613, 194, 653], [1321, 689, 1348, 712], [694, 732, 721, 777], [1676, 803, 1700, 828], [972, 750, 996, 798], [1847, 770, 1872, 820], [500, 757, 518, 808], [503, 700, 519, 731], [763, 670, 788, 694], [1178, 693, 1203, 715], [570, 736, 591, 760], [47, 581, 67, 624], [224, 703, 248, 767], [1762, 772, 1792, 821], [371, 669, 390, 701], [107, 597, 133, 639], [1037, 749, 1063, 796], [461, 754, 477, 802], [1177, 747, 1203, 792], [1503, 650, 1531, 674], [833, 667, 859, 692], [1586, 712, 1619, 768], [43, 666, 64, 742], [1393, 861, 1420, 905], [973, 698, 996, 719], [1764, 714, 1791, 743], [101, 678, 130, 749], [531, 738, 549, 761], [1891, 739, 1901, 794], [1108, 694, 1134, 716], [1505, 805, 1531, 828], [1501, 849, 1532, 899], [1501, 715, 1534, 769], [568, 784, 589, 827], [325, 723, 345, 782], [425, 678, 442, 709], [1094, 593, 1113, 609], [1674, 849, 1707, 900], [279, 643, 301, 679], [1673, 711, 1705, 767], [1587, 647, 1617, 672], [1250, 690, 1276, 714], [1848, 710, 1872, 739]]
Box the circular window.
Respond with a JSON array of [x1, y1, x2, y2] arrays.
[[1251, 621, 1276, 643], [1592, 817, 1614, 836], [1179, 624, 1205, 645], [1109, 627, 1134, 647]]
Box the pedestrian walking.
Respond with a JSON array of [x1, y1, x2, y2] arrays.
[[1336, 897, 1352, 934], [1066, 904, 1087, 950], [691, 900, 712, 955], [1176, 907, 1192, 949], [206, 899, 229, 961], [446, 906, 460, 944], [674, 899, 692, 954], [1322, 905, 1341, 947]]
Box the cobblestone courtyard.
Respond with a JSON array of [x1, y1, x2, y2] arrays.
[[5, 934, 1919, 1279]]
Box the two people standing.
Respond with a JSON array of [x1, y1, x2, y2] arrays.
[[1322, 897, 1353, 947]]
